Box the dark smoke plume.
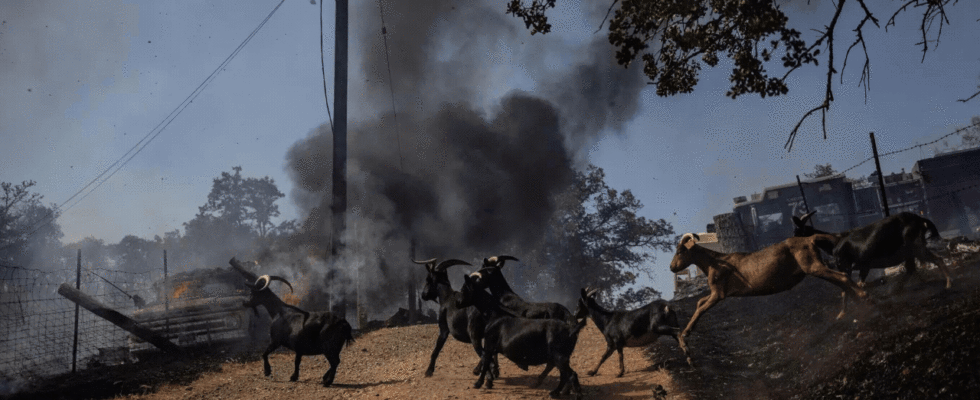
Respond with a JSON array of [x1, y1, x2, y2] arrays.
[[285, 0, 646, 316]]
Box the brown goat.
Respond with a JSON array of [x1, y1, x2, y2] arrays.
[[668, 233, 869, 364]]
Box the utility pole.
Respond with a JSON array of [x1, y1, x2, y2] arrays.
[[870, 132, 890, 217], [330, 0, 349, 318]]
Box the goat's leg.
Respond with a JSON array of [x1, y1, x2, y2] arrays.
[[678, 292, 722, 366], [474, 351, 493, 389], [469, 340, 484, 376], [534, 363, 555, 388], [681, 292, 721, 338], [587, 345, 615, 376], [425, 328, 450, 377], [549, 357, 571, 398], [322, 352, 340, 387], [290, 353, 302, 382], [262, 342, 279, 377], [617, 347, 626, 377], [806, 263, 867, 319]]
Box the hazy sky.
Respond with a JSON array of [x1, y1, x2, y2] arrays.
[[2, 0, 978, 297]]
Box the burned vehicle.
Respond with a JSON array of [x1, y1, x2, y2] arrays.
[[128, 267, 269, 353]]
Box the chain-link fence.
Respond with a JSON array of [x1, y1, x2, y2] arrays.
[[0, 260, 154, 393]]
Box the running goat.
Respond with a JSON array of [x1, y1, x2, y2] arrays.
[[229, 258, 354, 387], [573, 287, 686, 377], [414, 257, 498, 377], [668, 233, 868, 365], [470, 256, 575, 323], [792, 211, 953, 289], [458, 274, 585, 399]]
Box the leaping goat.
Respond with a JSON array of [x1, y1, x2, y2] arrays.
[[230, 258, 354, 387]]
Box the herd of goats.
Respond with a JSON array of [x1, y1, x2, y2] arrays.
[[224, 210, 958, 399]]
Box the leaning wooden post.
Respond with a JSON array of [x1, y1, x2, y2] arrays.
[[72, 249, 80, 373], [58, 284, 183, 354]]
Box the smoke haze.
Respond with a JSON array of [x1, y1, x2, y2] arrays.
[[285, 0, 646, 315]]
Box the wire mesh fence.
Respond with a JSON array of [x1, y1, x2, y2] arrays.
[[0, 260, 155, 393]]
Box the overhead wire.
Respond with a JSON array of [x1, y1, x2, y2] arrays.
[[378, 0, 405, 172], [23, 0, 288, 240]]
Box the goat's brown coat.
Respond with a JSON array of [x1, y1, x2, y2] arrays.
[[669, 234, 868, 364]]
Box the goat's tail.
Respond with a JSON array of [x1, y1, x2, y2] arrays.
[[341, 320, 355, 348], [569, 317, 588, 338], [922, 217, 942, 241]]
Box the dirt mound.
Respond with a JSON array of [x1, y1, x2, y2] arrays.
[[661, 262, 980, 399]]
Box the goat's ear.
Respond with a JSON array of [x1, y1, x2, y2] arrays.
[[792, 216, 804, 227]]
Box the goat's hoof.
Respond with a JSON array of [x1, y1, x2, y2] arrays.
[[549, 390, 562, 398], [617, 372, 624, 378], [586, 370, 597, 377], [290, 375, 299, 382], [425, 369, 434, 378], [471, 366, 480, 376], [321, 379, 333, 387]]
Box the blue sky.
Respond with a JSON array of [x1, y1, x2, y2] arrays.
[[1, 0, 978, 297]]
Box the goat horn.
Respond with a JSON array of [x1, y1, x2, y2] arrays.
[[268, 276, 294, 293], [412, 258, 437, 265], [253, 275, 271, 291], [434, 259, 472, 272], [485, 255, 519, 268], [801, 210, 817, 222]]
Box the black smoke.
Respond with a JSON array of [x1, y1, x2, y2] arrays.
[[285, 0, 646, 317]]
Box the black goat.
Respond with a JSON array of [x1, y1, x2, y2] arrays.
[[573, 287, 686, 377], [230, 258, 354, 387], [793, 211, 953, 288], [414, 257, 498, 377], [469, 256, 575, 323], [458, 274, 585, 399]]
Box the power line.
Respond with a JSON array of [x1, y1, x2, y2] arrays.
[[378, 0, 405, 172], [839, 120, 980, 175], [24, 0, 288, 240]]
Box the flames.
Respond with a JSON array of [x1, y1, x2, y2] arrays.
[[279, 274, 309, 306], [172, 281, 192, 299]]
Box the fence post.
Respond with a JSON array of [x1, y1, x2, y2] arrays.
[[72, 249, 80, 373], [870, 131, 891, 217], [164, 249, 169, 337]]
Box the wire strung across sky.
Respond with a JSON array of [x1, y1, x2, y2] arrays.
[[22, 0, 288, 242], [838, 120, 980, 176]]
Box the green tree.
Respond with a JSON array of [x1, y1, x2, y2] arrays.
[[113, 234, 157, 272], [0, 181, 62, 266], [803, 163, 837, 179], [507, 0, 972, 150], [191, 166, 289, 238], [180, 167, 294, 267], [535, 165, 675, 297]]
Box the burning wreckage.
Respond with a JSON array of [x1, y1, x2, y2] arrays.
[[127, 266, 270, 353], [125, 260, 433, 355]]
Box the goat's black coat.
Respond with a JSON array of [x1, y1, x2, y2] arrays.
[[793, 211, 952, 288], [573, 288, 683, 377], [459, 274, 585, 399], [230, 258, 354, 387], [470, 256, 575, 324], [415, 258, 498, 377]]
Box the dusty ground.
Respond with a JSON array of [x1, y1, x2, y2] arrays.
[[7, 252, 980, 400], [6, 320, 685, 400]]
